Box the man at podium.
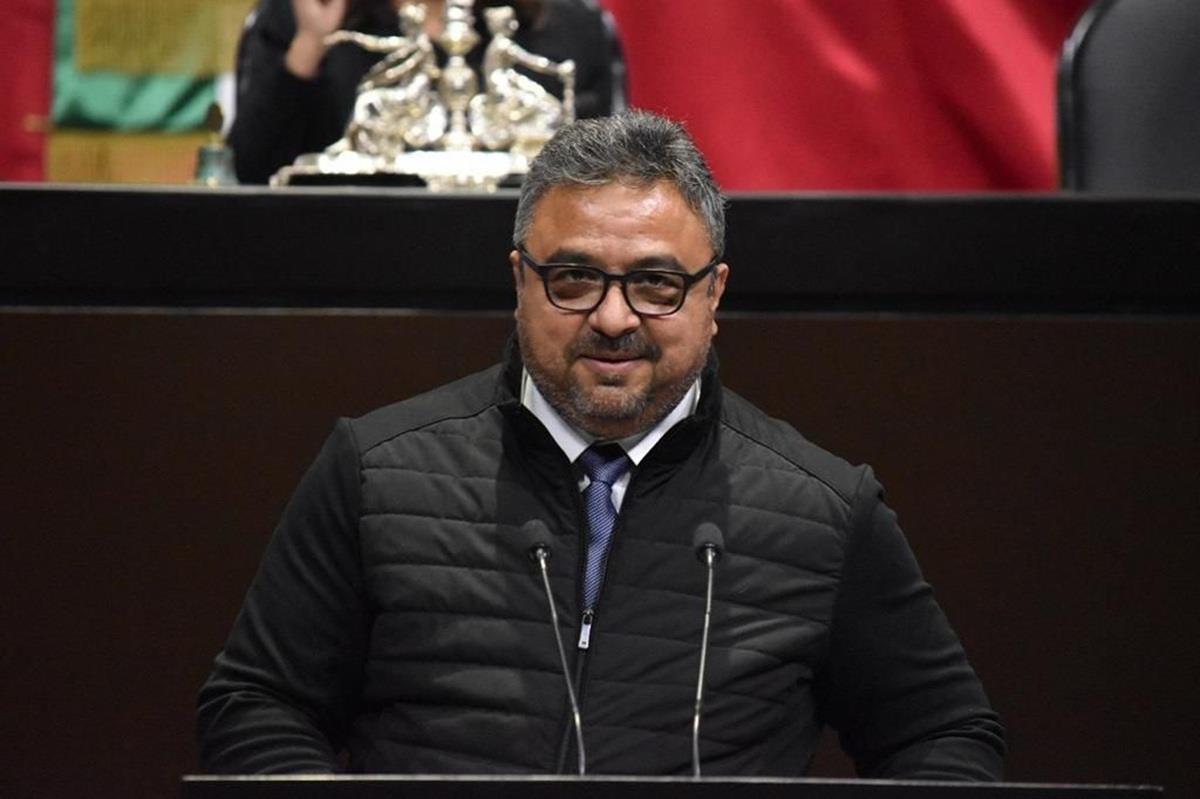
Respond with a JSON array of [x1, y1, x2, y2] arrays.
[[197, 111, 1005, 779]]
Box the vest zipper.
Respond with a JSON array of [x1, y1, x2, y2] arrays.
[[555, 476, 593, 774], [555, 621, 592, 773], [554, 529, 626, 770], [577, 609, 594, 649], [554, 463, 642, 772]]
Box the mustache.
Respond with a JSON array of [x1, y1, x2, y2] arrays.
[[570, 330, 661, 360]]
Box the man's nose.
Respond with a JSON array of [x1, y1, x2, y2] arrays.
[[588, 282, 641, 338]]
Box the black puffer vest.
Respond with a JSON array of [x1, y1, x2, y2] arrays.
[[201, 340, 1002, 778], [347, 345, 856, 775]]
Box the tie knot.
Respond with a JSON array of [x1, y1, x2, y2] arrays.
[[578, 443, 630, 486]]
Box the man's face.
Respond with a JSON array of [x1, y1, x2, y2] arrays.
[[512, 180, 728, 440]]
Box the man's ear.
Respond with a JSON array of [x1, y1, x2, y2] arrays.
[[511, 250, 526, 287], [708, 263, 729, 336], [510, 250, 524, 315], [708, 263, 729, 309]]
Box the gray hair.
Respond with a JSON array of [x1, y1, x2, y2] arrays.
[[513, 111, 726, 257]]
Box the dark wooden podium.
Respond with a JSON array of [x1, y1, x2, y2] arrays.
[[2, 184, 1199, 313], [3, 185, 1196, 799]]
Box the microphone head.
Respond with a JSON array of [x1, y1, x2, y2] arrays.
[[692, 522, 724, 562], [518, 519, 553, 561]]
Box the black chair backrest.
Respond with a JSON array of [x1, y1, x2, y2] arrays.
[[1058, 0, 1200, 192]]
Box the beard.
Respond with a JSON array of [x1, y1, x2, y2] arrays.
[[520, 328, 708, 439]]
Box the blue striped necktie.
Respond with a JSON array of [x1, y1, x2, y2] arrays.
[[578, 443, 631, 610]]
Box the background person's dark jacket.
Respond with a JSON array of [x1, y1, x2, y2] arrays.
[[228, 0, 617, 183]]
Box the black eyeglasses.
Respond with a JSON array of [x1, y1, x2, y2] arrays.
[[517, 247, 719, 317]]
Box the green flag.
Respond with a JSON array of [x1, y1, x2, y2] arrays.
[[52, 0, 249, 131]]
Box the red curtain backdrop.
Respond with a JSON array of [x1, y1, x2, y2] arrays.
[[0, 1, 1092, 188], [602, 0, 1093, 190], [0, 0, 54, 181]]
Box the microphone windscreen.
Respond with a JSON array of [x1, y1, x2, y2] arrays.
[[518, 519, 553, 560], [692, 522, 724, 560]]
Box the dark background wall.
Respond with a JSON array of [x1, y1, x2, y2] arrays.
[[1, 309, 1196, 799]]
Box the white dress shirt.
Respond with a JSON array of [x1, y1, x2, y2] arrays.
[[520, 369, 700, 512]]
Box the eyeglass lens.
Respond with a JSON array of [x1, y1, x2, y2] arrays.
[[545, 267, 687, 314]]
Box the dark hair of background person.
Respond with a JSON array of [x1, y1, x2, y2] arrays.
[[345, 0, 548, 33]]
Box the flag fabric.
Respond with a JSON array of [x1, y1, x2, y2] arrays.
[[0, 0, 55, 181], [5, 0, 1091, 187], [601, 0, 1093, 190], [51, 0, 247, 132], [42, 0, 248, 182]]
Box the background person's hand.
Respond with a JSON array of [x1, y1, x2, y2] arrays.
[[286, 0, 349, 78]]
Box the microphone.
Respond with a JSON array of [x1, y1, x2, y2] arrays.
[[690, 522, 724, 778], [518, 520, 586, 776], [693, 522, 724, 564]]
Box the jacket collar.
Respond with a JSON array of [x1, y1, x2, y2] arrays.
[[495, 332, 723, 469]]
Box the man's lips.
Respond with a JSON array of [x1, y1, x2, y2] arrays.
[[578, 351, 642, 362], [569, 333, 659, 375], [577, 353, 645, 374]]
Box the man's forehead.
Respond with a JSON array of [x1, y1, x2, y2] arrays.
[[534, 177, 677, 207], [526, 179, 707, 245]]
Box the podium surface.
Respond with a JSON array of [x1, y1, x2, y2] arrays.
[[181, 776, 1164, 799]]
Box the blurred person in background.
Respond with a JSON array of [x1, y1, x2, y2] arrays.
[[229, 0, 622, 183]]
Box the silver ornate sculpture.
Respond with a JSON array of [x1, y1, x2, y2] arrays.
[[273, 0, 575, 191], [324, 3, 446, 156], [470, 5, 574, 159]]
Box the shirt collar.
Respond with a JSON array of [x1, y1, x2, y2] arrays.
[[520, 369, 700, 465]]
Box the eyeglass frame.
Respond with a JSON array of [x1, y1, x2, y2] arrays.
[[515, 246, 721, 317]]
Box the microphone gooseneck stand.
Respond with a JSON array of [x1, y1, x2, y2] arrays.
[[691, 522, 725, 778], [521, 520, 587, 776], [519, 520, 725, 779]]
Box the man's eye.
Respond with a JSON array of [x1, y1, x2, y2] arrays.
[[631, 272, 679, 288], [555, 267, 601, 283]]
